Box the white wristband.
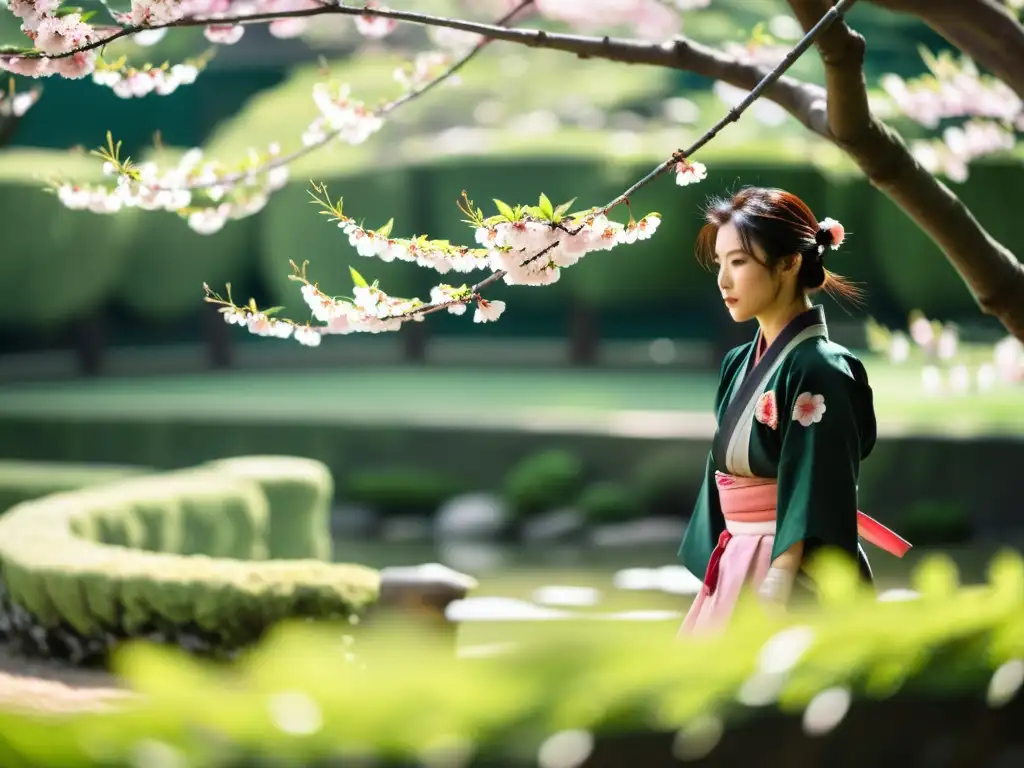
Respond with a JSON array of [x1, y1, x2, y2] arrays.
[[759, 567, 796, 605]]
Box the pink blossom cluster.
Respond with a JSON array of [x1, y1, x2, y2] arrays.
[[344, 223, 490, 276], [872, 312, 1022, 395], [881, 53, 1022, 181], [476, 212, 662, 286], [207, 200, 663, 347], [518, 0, 709, 41], [301, 83, 385, 147], [219, 274, 503, 349], [881, 68, 1022, 130], [394, 51, 456, 92], [910, 120, 1016, 183], [334, 209, 661, 285], [55, 146, 289, 233], [0, 0, 399, 83], [219, 276, 508, 348], [1, 0, 98, 79], [93, 61, 201, 98]]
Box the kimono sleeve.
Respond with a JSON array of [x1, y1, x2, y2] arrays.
[[771, 359, 871, 564], [676, 451, 723, 580], [676, 346, 745, 577]]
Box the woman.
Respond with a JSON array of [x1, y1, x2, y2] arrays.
[[677, 186, 910, 636]]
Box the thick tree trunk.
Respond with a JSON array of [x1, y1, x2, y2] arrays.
[[789, 0, 1024, 341]]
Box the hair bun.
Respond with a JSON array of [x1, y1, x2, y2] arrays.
[[817, 217, 845, 251]]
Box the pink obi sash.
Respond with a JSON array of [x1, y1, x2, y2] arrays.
[[701, 472, 912, 595]]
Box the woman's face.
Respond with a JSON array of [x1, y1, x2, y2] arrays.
[[714, 222, 791, 324]]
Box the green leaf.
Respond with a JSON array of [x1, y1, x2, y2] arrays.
[[377, 218, 395, 238], [80, 9, 97, 22], [917, 44, 940, 76], [55, 6, 84, 17], [349, 267, 369, 289], [493, 199, 516, 221], [262, 306, 285, 317], [553, 198, 577, 219], [538, 193, 554, 219]]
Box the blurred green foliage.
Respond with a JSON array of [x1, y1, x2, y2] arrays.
[[0, 548, 1021, 766]]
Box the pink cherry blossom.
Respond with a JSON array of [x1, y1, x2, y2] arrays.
[[204, 24, 245, 45], [355, 2, 398, 39], [792, 392, 826, 427], [473, 298, 506, 323], [0, 56, 51, 78], [755, 390, 778, 430], [51, 52, 97, 80], [818, 216, 845, 249], [675, 159, 707, 186]]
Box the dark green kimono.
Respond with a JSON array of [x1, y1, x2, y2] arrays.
[[678, 305, 876, 586]]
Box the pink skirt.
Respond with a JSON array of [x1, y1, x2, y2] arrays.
[[679, 519, 775, 636]]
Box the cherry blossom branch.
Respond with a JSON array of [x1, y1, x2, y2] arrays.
[[595, 1, 848, 213], [869, 0, 1024, 102], [203, 0, 854, 344], [180, 0, 534, 192], [22, 3, 590, 59], [393, 0, 852, 318], [788, 0, 1024, 340]]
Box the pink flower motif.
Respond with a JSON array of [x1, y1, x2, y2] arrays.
[[793, 392, 827, 427], [819, 216, 845, 249], [755, 390, 778, 430]]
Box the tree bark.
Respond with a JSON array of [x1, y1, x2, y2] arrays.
[[788, 0, 1024, 340]]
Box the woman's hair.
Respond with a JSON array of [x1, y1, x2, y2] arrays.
[[694, 186, 862, 304]]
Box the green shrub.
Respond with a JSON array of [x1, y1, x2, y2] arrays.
[[898, 500, 973, 546], [502, 449, 586, 520], [0, 467, 379, 665], [576, 482, 641, 525], [204, 456, 334, 561], [0, 460, 152, 517], [630, 446, 708, 518], [343, 468, 465, 518]]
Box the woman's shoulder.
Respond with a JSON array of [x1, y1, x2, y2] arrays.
[[784, 337, 870, 389]]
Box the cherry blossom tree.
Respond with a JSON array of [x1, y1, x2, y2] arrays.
[[2, 0, 1024, 343]]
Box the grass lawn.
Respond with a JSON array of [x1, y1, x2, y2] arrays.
[[0, 356, 1019, 437]]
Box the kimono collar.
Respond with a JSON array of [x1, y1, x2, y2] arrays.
[[712, 305, 829, 474], [752, 305, 828, 355]]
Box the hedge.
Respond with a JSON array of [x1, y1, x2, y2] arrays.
[[0, 465, 378, 665], [0, 181, 135, 331], [0, 549, 1021, 766], [0, 459, 152, 517], [204, 455, 333, 560]]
